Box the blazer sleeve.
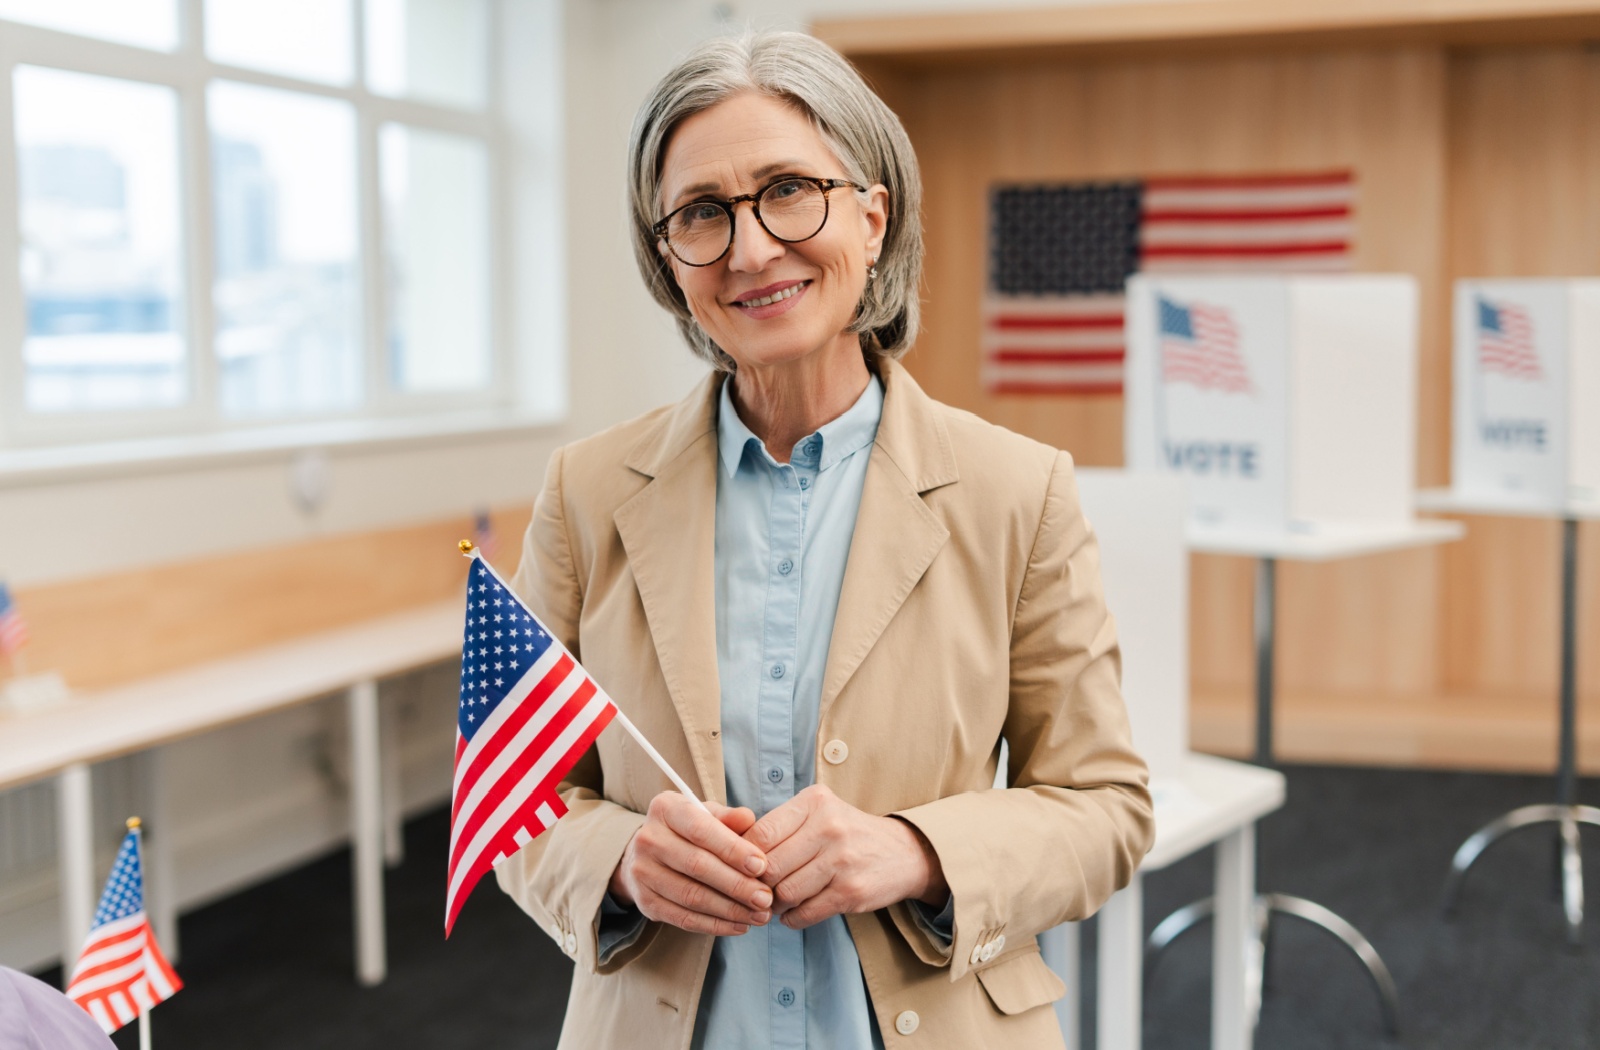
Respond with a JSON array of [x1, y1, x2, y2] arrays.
[[493, 446, 655, 974], [891, 451, 1155, 981]]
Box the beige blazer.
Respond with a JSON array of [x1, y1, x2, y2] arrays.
[[496, 358, 1153, 1049]]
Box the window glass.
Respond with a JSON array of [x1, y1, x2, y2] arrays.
[[208, 81, 360, 416], [380, 124, 490, 392], [14, 66, 186, 413], [0, 0, 178, 51], [366, 0, 488, 110], [204, 0, 354, 85]]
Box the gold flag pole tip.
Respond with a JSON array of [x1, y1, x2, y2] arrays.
[[126, 817, 141, 830], [458, 539, 476, 555]]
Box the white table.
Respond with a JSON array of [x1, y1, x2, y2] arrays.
[[0, 600, 461, 986], [1044, 753, 1285, 1050], [1147, 518, 1463, 1039], [1419, 489, 1600, 944]]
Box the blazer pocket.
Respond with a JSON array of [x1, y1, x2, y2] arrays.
[[975, 946, 1067, 1016]]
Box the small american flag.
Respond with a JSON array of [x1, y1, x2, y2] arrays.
[[446, 552, 617, 935], [0, 582, 28, 655], [1159, 296, 1252, 394], [984, 171, 1354, 395], [1476, 296, 1541, 380], [64, 826, 181, 1034]]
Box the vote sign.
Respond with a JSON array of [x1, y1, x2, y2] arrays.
[[1126, 274, 1418, 532], [1451, 280, 1600, 510]]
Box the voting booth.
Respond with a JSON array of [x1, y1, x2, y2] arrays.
[[1451, 279, 1600, 511], [1125, 275, 1419, 532]]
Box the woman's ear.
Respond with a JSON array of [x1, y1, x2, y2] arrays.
[[862, 183, 889, 258]]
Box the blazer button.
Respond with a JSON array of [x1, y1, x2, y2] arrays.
[[564, 932, 578, 956], [992, 933, 1006, 955], [895, 1010, 920, 1035], [969, 942, 984, 965], [823, 739, 849, 765], [550, 922, 563, 942]]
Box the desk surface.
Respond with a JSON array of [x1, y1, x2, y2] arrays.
[[1145, 753, 1285, 871], [0, 600, 462, 792], [1187, 518, 1465, 561], [1416, 488, 1600, 522]]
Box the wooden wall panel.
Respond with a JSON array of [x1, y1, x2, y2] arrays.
[[6, 507, 531, 691], [892, 47, 1454, 700]]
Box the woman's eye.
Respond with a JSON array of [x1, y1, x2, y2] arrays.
[[768, 180, 805, 200], [680, 204, 723, 226]]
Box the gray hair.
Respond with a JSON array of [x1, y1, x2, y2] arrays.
[[627, 29, 924, 372]]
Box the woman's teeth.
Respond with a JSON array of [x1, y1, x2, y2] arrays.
[[741, 283, 804, 308]]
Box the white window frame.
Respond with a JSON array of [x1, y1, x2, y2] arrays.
[[0, 0, 538, 468]]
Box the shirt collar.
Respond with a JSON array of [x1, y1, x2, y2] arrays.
[[717, 372, 884, 479]]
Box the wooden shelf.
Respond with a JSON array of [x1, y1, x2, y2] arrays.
[[815, 0, 1600, 66]]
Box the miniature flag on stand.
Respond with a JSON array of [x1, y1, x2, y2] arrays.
[[1476, 296, 1542, 380], [446, 543, 702, 935], [65, 820, 181, 1037], [0, 582, 29, 658]]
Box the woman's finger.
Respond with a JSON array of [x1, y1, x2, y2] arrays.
[[636, 857, 772, 927], [634, 877, 754, 938], [657, 792, 770, 877]]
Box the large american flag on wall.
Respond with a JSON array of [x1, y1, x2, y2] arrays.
[[984, 171, 1355, 395]]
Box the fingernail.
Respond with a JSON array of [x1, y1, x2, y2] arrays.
[[752, 889, 772, 909], [752, 911, 770, 924], [746, 855, 767, 875]]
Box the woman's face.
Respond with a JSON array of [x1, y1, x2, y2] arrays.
[[656, 92, 888, 373]]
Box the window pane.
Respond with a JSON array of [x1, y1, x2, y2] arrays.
[[14, 67, 185, 413], [205, 0, 353, 85], [209, 82, 360, 416], [366, 0, 488, 110], [380, 125, 490, 392], [0, 0, 178, 51]]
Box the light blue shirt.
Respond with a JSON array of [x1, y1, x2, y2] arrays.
[[599, 372, 949, 1047]]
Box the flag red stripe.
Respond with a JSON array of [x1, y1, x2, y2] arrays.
[[1143, 171, 1352, 190], [449, 678, 599, 877], [451, 653, 575, 824], [1142, 205, 1351, 222], [1141, 241, 1349, 258], [990, 382, 1124, 396], [990, 314, 1123, 330], [991, 349, 1126, 364]]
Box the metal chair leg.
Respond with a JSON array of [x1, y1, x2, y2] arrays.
[[1263, 893, 1402, 1037]]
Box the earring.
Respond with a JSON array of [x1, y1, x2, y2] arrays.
[[868, 259, 878, 280]]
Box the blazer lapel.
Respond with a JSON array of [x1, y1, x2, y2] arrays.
[[820, 360, 960, 718], [613, 374, 725, 802]]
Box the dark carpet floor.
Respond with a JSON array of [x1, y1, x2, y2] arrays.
[[36, 764, 1600, 1049]]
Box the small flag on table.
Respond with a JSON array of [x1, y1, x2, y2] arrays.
[[65, 820, 181, 1034], [0, 582, 29, 656], [446, 546, 619, 935]]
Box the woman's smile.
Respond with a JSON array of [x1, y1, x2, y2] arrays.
[[730, 278, 811, 318]]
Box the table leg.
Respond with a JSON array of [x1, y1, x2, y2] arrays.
[[1039, 922, 1080, 1050], [1097, 874, 1144, 1050], [56, 762, 95, 977], [143, 749, 180, 963], [1213, 823, 1257, 1050], [380, 693, 404, 868], [348, 679, 386, 986]]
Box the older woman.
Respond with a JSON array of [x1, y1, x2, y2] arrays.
[[495, 29, 1153, 1050]]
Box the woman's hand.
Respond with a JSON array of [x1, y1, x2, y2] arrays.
[[744, 784, 948, 930], [609, 792, 775, 937]]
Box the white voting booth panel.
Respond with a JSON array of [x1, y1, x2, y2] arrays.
[[1451, 279, 1600, 511], [1125, 274, 1419, 532]]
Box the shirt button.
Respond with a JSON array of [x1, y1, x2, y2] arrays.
[[895, 1010, 920, 1035], [770, 663, 785, 679], [777, 986, 796, 1007], [798, 475, 810, 490], [777, 558, 794, 576], [767, 767, 785, 784], [823, 739, 848, 765], [804, 438, 821, 456]]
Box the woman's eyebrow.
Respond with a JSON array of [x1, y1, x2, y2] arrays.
[[670, 160, 813, 204]]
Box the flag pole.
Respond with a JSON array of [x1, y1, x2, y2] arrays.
[[458, 541, 710, 814], [129, 817, 153, 1050], [139, 1008, 151, 1050]]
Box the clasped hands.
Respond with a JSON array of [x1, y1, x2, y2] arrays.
[[609, 784, 948, 937]]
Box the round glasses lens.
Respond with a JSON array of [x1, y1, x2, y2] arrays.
[[666, 202, 732, 265], [759, 179, 829, 242]]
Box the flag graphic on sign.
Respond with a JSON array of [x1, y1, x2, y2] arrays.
[[984, 171, 1354, 395], [1158, 296, 1252, 394], [1476, 296, 1541, 381], [446, 552, 618, 935], [0, 582, 28, 656], [64, 826, 181, 1034]]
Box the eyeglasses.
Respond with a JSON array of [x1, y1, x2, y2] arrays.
[[653, 176, 866, 267]]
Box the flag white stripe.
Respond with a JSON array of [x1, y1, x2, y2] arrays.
[[452, 643, 565, 798], [980, 329, 1126, 351], [66, 954, 147, 998], [69, 917, 148, 975], [88, 999, 114, 1032], [144, 947, 177, 998], [450, 660, 585, 859], [109, 989, 135, 1025], [447, 691, 614, 905], [1141, 255, 1349, 273], [131, 978, 155, 1012], [1142, 185, 1355, 209], [1140, 219, 1353, 245], [982, 293, 1125, 318], [983, 363, 1127, 385]]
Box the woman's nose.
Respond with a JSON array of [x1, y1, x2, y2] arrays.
[[725, 201, 785, 273]]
